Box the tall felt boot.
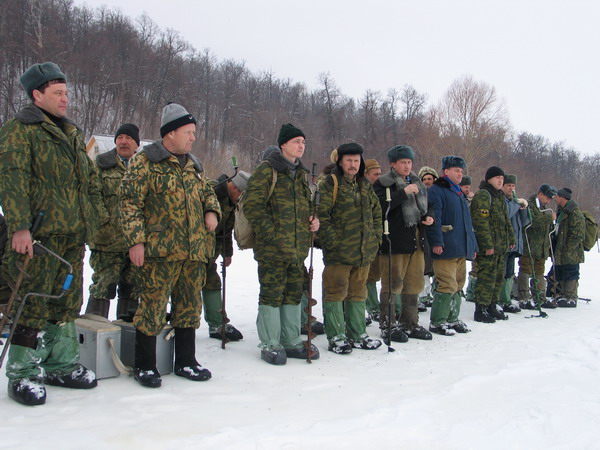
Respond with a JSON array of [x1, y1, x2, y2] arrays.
[[6, 324, 46, 406], [174, 327, 211, 381], [466, 276, 477, 302], [117, 282, 138, 321], [84, 296, 110, 318], [43, 321, 97, 389], [365, 281, 380, 316], [134, 329, 161, 388], [256, 305, 286, 365], [399, 294, 419, 329]]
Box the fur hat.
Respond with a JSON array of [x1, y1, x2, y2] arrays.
[[484, 166, 505, 181], [504, 174, 517, 184], [459, 176, 472, 186], [20, 62, 66, 100], [160, 103, 196, 137], [441, 155, 466, 170], [231, 171, 251, 193], [418, 166, 438, 180], [335, 143, 365, 177], [387, 145, 415, 162], [277, 123, 305, 147], [114, 123, 140, 146], [539, 184, 557, 199]]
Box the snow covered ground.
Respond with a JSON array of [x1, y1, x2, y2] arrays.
[[1, 248, 599, 450]]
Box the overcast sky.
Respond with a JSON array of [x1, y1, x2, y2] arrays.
[[75, 0, 600, 156]]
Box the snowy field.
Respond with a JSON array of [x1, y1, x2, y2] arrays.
[[1, 248, 599, 450]]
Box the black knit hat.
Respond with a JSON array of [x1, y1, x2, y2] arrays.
[[459, 176, 472, 186], [556, 187, 572, 200], [20, 62, 67, 100], [160, 103, 197, 137], [387, 145, 415, 162], [485, 166, 505, 181], [441, 155, 466, 170], [277, 123, 305, 147], [114, 123, 140, 146]]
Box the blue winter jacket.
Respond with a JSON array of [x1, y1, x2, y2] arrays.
[[425, 177, 477, 260]]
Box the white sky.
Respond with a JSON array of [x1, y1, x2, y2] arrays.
[[75, 0, 600, 156]]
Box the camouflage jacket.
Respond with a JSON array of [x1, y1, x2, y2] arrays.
[[470, 181, 515, 254], [210, 174, 235, 258], [0, 105, 108, 241], [554, 199, 585, 265], [244, 151, 312, 264], [90, 148, 129, 252], [317, 167, 382, 267], [119, 141, 221, 262], [524, 193, 554, 260]]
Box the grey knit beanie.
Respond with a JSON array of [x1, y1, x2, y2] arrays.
[[160, 103, 197, 137]]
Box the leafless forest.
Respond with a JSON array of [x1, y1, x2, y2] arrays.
[[1, 0, 598, 215]]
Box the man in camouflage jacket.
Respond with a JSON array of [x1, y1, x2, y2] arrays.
[[86, 123, 141, 319], [553, 188, 585, 307], [318, 143, 382, 354], [470, 166, 516, 323], [517, 184, 557, 308], [0, 62, 108, 405], [244, 123, 319, 365], [202, 170, 250, 341], [120, 103, 221, 387]]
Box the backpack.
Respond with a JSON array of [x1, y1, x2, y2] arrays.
[[234, 165, 277, 250], [582, 210, 599, 251]]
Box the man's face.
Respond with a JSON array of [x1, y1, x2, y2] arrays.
[[115, 134, 138, 159], [444, 167, 463, 185], [555, 195, 567, 208], [539, 193, 551, 206], [33, 82, 68, 117], [460, 184, 472, 196], [365, 167, 381, 184], [502, 183, 516, 198], [421, 174, 435, 187], [280, 137, 305, 163], [227, 181, 242, 204], [166, 123, 196, 155], [488, 175, 504, 190], [390, 158, 412, 177], [340, 154, 361, 179]]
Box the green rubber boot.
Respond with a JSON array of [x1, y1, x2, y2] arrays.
[[324, 301, 346, 342], [202, 289, 223, 329], [365, 282, 380, 315], [429, 291, 452, 327], [466, 275, 477, 302], [344, 300, 368, 341]]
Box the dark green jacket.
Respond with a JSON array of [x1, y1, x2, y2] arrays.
[[317, 167, 382, 267], [244, 151, 312, 264], [470, 181, 515, 254], [90, 148, 129, 252], [120, 141, 221, 262], [0, 105, 108, 241], [524, 193, 554, 260], [555, 199, 585, 265]]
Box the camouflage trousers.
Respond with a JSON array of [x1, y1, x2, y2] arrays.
[[517, 256, 547, 301], [432, 258, 466, 294], [204, 255, 222, 291], [322, 264, 370, 303], [1, 235, 84, 330], [88, 250, 138, 300], [257, 259, 303, 307], [473, 252, 505, 305], [133, 259, 205, 336]]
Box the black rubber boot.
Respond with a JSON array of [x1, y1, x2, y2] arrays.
[[174, 328, 211, 381], [85, 296, 110, 318], [474, 303, 496, 323], [133, 329, 161, 388], [489, 302, 509, 320]]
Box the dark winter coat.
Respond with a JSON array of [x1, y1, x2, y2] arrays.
[[317, 166, 382, 267], [470, 181, 515, 254], [426, 177, 477, 260], [373, 170, 432, 254], [524, 193, 554, 260], [244, 151, 312, 264], [555, 199, 585, 265]]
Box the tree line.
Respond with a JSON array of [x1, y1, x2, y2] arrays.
[[1, 0, 598, 217]]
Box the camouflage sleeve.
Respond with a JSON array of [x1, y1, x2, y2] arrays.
[[566, 210, 586, 251], [119, 153, 149, 247], [0, 120, 34, 233], [86, 154, 110, 226], [470, 191, 493, 251], [529, 203, 553, 230], [316, 175, 339, 251], [200, 177, 221, 222], [369, 183, 383, 247], [244, 163, 277, 237]]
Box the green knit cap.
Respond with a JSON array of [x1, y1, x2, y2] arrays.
[[20, 62, 66, 100]]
